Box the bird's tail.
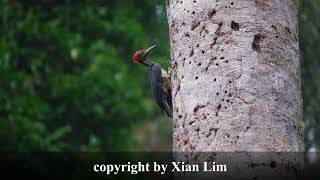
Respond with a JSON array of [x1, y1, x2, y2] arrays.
[[163, 101, 173, 118]]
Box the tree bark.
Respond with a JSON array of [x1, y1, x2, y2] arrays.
[[167, 0, 303, 178]]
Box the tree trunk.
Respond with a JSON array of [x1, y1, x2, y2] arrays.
[[167, 0, 303, 178]]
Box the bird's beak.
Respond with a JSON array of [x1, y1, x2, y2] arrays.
[[143, 44, 157, 59]]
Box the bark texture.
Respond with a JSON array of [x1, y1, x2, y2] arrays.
[[167, 0, 304, 152]]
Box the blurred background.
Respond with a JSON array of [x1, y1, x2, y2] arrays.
[[0, 0, 319, 152]]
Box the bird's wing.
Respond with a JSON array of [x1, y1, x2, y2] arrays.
[[148, 63, 163, 110], [166, 90, 172, 112], [162, 94, 173, 118]]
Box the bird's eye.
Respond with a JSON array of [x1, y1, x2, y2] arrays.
[[138, 54, 144, 62]]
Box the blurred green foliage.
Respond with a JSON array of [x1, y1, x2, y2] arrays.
[[0, 0, 319, 152], [299, 0, 320, 149], [0, 0, 169, 151]]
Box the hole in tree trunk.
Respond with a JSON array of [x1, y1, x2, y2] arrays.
[[231, 21, 239, 31]]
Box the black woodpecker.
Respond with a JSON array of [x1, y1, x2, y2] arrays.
[[132, 45, 172, 118]]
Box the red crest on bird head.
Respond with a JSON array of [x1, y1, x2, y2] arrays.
[[132, 45, 157, 64], [132, 50, 144, 64]]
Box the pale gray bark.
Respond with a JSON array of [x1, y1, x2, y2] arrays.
[[167, 0, 303, 178]]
